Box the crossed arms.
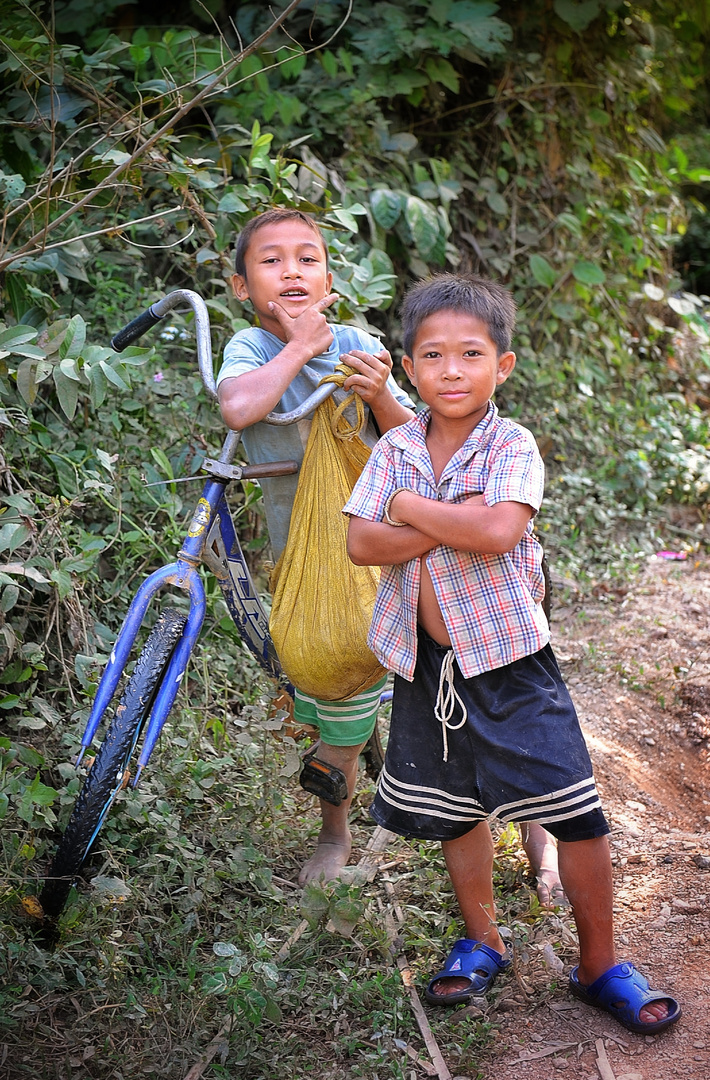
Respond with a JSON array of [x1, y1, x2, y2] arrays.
[[347, 491, 534, 566]]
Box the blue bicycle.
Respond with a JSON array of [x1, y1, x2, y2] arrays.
[[39, 290, 386, 920]]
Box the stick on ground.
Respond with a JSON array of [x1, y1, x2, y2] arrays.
[[383, 876, 454, 1080]]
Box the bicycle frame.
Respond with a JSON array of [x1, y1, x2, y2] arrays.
[[76, 290, 337, 786]]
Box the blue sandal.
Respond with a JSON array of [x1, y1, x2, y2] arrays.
[[425, 939, 511, 1006], [569, 962, 681, 1034]]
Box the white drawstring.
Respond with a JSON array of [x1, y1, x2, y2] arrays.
[[434, 650, 467, 761]]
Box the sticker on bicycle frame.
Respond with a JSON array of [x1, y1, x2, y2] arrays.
[[187, 497, 211, 537]]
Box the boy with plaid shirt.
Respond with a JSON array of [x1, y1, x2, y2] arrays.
[[343, 273, 680, 1033]]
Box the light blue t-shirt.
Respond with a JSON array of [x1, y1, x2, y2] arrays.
[[218, 323, 414, 558]]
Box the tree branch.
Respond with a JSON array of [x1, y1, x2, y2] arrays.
[[0, 0, 307, 273]]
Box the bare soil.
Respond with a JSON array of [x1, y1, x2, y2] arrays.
[[474, 553, 710, 1080]]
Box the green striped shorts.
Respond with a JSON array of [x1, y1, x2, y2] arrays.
[[293, 674, 387, 746]]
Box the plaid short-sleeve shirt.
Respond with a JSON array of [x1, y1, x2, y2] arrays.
[[343, 402, 550, 681]]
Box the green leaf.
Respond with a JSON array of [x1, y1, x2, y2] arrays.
[[550, 301, 578, 321], [15, 358, 40, 405], [529, 254, 557, 288], [18, 744, 45, 767], [1, 584, 20, 612], [0, 523, 30, 554], [249, 133, 273, 171], [328, 207, 361, 233], [370, 188, 403, 229], [17, 773, 59, 822], [328, 895, 364, 938], [202, 972, 229, 995], [217, 190, 249, 213], [263, 997, 282, 1023], [58, 315, 87, 361], [59, 356, 82, 381], [587, 107, 610, 127], [320, 49, 338, 78], [424, 56, 459, 94], [553, 0, 600, 33], [300, 881, 330, 927], [405, 197, 440, 258], [96, 448, 117, 474], [5, 343, 45, 361], [100, 360, 129, 391], [88, 362, 108, 409], [0, 326, 38, 348], [53, 367, 80, 419], [448, 2, 513, 55], [556, 212, 583, 236], [150, 447, 174, 479], [213, 941, 239, 958], [572, 260, 605, 285], [486, 191, 508, 216], [50, 567, 73, 600]]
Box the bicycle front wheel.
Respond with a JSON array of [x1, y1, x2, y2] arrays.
[[40, 607, 187, 919]]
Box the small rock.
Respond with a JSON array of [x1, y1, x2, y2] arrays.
[[625, 800, 647, 812], [693, 1041, 706, 1049], [552, 1058, 569, 1070], [693, 854, 710, 869], [643, 736, 656, 746], [626, 822, 643, 838], [672, 897, 703, 914], [542, 943, 565, 973]]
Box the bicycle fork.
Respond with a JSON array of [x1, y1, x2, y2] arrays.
[[74, 487, 227, 784]]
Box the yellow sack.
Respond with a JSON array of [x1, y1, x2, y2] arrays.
[[269, 365, 386, 701]]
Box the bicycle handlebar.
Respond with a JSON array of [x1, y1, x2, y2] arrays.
[[111, 307, 165, 352], [111, 289, 337, 423], [112, 289, 218, 400]]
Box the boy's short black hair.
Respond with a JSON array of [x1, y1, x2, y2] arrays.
[[401, 273, 516, 357], [234, 208, 329, 278]]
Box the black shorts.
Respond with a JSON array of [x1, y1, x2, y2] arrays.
[[371, 629, 610, 844]]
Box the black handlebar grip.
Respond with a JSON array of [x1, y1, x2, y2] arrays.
[[111, 306, 164, 352]]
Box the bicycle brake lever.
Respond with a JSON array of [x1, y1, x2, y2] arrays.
[[141, 474, 204, 486]]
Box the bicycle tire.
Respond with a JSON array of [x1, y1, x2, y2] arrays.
[[39, 607, 187, 919]]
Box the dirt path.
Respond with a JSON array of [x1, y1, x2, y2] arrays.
[[476, 554, 710, 1080]]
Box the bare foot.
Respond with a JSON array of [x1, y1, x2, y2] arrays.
[[535, 868, 569, 909], [431, 976, 470, 997], [298, 833, 352, 886], [428, 943, 509, 999], [574, 966, 672, 1027], [638, 1000, 670, 1024]]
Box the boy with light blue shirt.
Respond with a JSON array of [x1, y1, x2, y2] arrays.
[[217, 208, 414, 884]]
